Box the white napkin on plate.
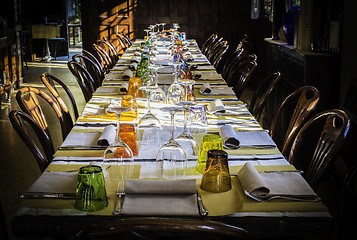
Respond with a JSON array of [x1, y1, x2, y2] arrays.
[[61, 125, 116, 147], [96, 125, 116, 146], [219, 125, 240, 149], [131, 56, 140, 63], [235, 130, 277, 147], [119, 82, 129, 93], [207, 99, 226, 115], [237, 162, 319, 201], [27, 172, 77, 193], [123, 69, 134, 78], [128, 62, 137, 71], [199, 83, 212, 94], [121, 179, 199, 216]]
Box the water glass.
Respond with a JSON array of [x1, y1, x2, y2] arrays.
[[127, 77, 143, 98], [189, 105, 208, 127], [196, 134, 223, 173], [75, 165, 108, 211], [120, 123, 138, 156], [120, 95, 138, 121], [200, 150, 231, 193]]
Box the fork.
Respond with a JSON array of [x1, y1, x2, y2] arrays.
[[113, 180, 125, 215], [244, 190, 320, 202]]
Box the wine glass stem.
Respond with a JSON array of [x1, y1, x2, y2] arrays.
[[183, 108, 188, 133], [115, 112, 122, 142], [146, 89, 152, 113], [170, 112, 175, 140]]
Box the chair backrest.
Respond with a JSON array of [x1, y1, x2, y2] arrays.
[[72, 54, 103, 88], [221, 48, 247, 80], [249, 72, 282, 121], [231, 61, 258, 98], [270, 86, 320, 158], [288, 109, 350, 190], [74, 217, 256, 240], [117, 32, 132, 46], [40, 73, 79, 123], [9, 110, 55, 172], [82, 49, 105, 77], [207, 40, 229, 69], [16, 87, 69, 141], [225, 54, 257, 87], [99, 38, 120, 65], [92, 43, 112, 72], [205, 37, 224, 58], [67, 61, 96, 102], [201, 33, 218, 55]]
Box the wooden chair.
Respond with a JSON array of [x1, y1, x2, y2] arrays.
[[9, 110, 55, 172], [201, 33, 218, 55], [82, 49, 106, 78], [205, 37, 224, 58], [249, 72, 282, 122], [231, 61, 257, 99], [288, 109, 350, 190], [16, 87, 70, 142], [225, 54, 257, 87], [117, 32, 132, 47], [99, 38, 120, 65], [92, 43, 112, 73], [270, 86, 320, 158], [74, 217, 256, 240], [221, 49, 247, 81], [72, 54, 104, 88], [208, 40, 229, 69], [40, 73, 79, 124], [67, 61, 96, 102]]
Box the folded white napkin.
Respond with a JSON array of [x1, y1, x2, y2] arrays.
[[27, 172, 77, 193], [61, 125, 116, 147], [123, 69, 134, 78], [128, 62, 138, 71], [131, 56, 140, 63], [207, 99, 226, 115], [237, 162, 319, 201], [97, 125, 116, 146], [121, 179, 199, 216], [235, 130, 277, 147], [120, 82, 129, 93], [219, 125, 240, 149], [199, 83, 212, 94]]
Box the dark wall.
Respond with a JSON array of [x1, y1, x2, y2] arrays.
[[81, 0, 272, 71]]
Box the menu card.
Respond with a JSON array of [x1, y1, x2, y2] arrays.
[[237, 162, 320, 202]]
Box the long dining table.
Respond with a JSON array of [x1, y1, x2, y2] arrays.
[[12, 38, 333, 239]]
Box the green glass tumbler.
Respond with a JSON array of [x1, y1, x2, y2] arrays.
[[75, 165, 108, 211], [195, 134, 223, 173]]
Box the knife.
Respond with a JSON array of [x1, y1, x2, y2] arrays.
[[58, 146, 107, 150], [197, 192, 208, 216], [20, 192, 77, 199]]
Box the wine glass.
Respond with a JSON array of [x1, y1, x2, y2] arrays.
[[103, 106, 134, 194], [136, 85, 162, 152], [141, 65, 166, 101], [156, 106, 187, 179], [166, 61, 185, 104], [175, 79, 198, 151]]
